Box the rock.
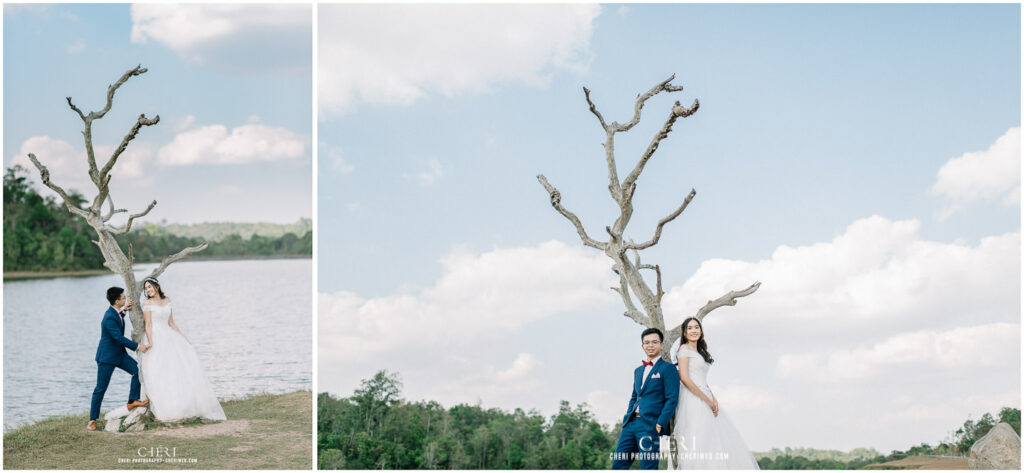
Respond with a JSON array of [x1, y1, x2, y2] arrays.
[[105, 405, 130, 420], [104, 417, 121, 432], [969, 422, 1021, 470], [122, 406, 149, 432]]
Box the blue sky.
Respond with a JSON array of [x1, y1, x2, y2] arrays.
[[4, 4, 311, 224], [318, 4, 1020, 452]]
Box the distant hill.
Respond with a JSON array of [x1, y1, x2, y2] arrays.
[[141, 219, 312, 241], [754, 446, 882, 461]]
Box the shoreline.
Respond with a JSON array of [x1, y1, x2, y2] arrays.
[[3, 390, 309, 434], [3, 255, 311, 281]]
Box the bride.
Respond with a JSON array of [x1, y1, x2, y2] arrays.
[[138, 276, 226, 422], [669, 317, 758, 469]]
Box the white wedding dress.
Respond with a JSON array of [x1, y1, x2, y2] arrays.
[[138, 302, 226, 422], [669, 346, 759, 470]]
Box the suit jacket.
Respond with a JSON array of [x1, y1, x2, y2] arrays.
[[95, 306, 139, 364], [621, 358, 680, 431]]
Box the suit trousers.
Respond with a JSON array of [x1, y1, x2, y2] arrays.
[[90, 357, 141, 420], [612, 414, 661, 469]]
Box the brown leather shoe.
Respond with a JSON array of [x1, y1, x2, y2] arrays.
[[86, 420, 97, 431], [126, 399, 150, 410]]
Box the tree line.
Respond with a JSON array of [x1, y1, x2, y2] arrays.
[[321, 370, 1021, 470], [3, 165, 311, 272], [318, 371, 615, 469]]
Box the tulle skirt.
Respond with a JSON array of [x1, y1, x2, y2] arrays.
[[668, 385, 759, 470], [138, 325, 226, 422]]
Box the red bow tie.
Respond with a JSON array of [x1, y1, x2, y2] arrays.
[[642, 360, 654, 367]]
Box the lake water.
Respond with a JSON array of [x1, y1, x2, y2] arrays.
[[3, 258, 312, 431]]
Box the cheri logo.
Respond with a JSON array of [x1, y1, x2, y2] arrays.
[[137, 447, 177, 457]]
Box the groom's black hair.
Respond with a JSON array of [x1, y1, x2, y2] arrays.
[[641, 327, 664, 342], [106, 287, 124, 305]]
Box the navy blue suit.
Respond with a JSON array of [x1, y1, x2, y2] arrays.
[[90, 306, 141, 420], [612, 358, 680, 469]]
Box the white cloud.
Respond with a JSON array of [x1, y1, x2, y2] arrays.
[[130, 4, 310, 74], [318, 240, 617, 363], [174, 115, 196, 132], [776, 322, 1020, 382], [425, 353, 546, 407], [157, 123, 308, 166], [403, 158, 444, 186], [932, 126, 1020, 219], [318, 4, 600, 117], [496, 353, 543, 383], [67, 39, 86, 54], [662, 215, 1020, 325], [10, 136, 88, 193], [650, 213, 1020, 451], [585, 389, 625, 427]]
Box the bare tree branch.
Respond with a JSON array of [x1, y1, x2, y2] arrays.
[[622, 98, 700, 191], [26, 153, 89, 219], [637, 262, 665, 305], [583, 87, 608, 131], [99, 114, 159, 188], [653, 264, 664, 304], [146, 241, 209, 282], [92, 65, 147, 121], [536, 174, 606, 250], [625, 189, 696, 250], [108, 200, 157, 235], [694, 281, 762, 321], [69, 65, 147, 186], [66, 97, 86, 121], [612, 270, 648, 326], [611, 74, 683, 133], [539, 75, 757, 366], [92, 174, 113, 213], [102, 195, 126, 222]]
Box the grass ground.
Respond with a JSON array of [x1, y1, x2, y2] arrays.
[[3, 391, 311, 470]]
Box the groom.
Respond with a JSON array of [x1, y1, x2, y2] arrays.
[[87, 287, 151, 431], [612, 328, 680, 469]]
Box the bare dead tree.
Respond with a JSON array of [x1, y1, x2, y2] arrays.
[[538, 74, 760, 359], [26, 65, 208, 344]]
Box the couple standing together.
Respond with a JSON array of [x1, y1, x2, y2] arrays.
[[87, 277, 225, 430], [613, 318, 759, 470]]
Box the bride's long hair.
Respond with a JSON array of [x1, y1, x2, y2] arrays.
[[143, 277, 168, 299], [679, 317, 714, 364]]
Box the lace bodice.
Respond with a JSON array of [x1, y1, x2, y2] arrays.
[[677, 346, 711, 395], [144, 302, 172, 326]]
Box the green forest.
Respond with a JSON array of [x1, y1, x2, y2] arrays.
[[319, 370, 1021, 470], [3, 165, 311, 272]]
